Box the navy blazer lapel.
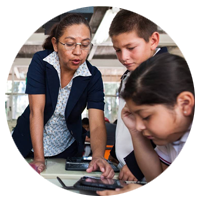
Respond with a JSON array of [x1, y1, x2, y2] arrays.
[[66, 76, 90, 119], [46, 63, 60, 111]]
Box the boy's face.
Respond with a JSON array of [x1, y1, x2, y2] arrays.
[[111, 30, 158, 71]]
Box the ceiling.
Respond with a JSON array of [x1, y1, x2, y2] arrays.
[[5, 6, 195, 81]]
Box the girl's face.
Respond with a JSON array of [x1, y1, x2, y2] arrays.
[[126, 99, 191, 146], [52, 24, 91, 72]]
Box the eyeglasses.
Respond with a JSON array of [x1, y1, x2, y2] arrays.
[[59, 41, 92, 51]]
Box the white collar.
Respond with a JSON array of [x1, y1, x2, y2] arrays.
[[173, 119, 195, 145], [153, 48, 161, 56], [43, 51, 92, 79]]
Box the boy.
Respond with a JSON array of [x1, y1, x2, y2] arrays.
[[108, 9, 167, 181]]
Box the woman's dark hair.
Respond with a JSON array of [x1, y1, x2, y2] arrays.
[[42, 13, 92, 50], [109, 9, 157, 42], [121, 53, 195, 107]]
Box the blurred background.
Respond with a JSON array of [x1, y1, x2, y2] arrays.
[[4, 6, 195, 131]]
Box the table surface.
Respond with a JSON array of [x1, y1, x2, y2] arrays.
[[5, 157, 118, 179], [5, 157, 118, 196]]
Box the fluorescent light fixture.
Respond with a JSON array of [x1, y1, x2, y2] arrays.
[[92, 7, 120, 44]]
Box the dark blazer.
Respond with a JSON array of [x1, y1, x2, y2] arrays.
[[106, 123, 116, 145], [12, 49, 104, 157]]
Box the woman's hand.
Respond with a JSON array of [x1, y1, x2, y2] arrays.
[[86, 156, 115, 179], [29, 159, 46, 173], [119, 164, 138, 181], [97, 184, 163, 196]]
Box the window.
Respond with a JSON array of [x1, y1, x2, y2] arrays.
[[6, 65, 28, 121], [104, 82, 119, 123], [6, 65, 120, 126]]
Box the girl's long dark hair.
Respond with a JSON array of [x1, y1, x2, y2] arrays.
[[121, 53, 194, 107]]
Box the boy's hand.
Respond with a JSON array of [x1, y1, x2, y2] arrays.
[[97, 184, 162, 196], [86, 156, 115, 179], [119, 164, 138, 181]]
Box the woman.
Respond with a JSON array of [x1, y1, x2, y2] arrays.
[[12, 13, 114, 178]]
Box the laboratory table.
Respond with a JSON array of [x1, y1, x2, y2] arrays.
[[26, 158, 119, 195]]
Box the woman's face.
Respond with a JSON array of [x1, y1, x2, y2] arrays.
[[52, 24, 91, 71], [126, 99, 191, 146]]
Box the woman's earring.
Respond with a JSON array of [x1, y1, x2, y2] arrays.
[[184, 111, 187, 114]]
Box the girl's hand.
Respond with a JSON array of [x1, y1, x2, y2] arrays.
[[97, 184, 162, 196], [121, 104, 137, 132], [119, 164, 138, 181]]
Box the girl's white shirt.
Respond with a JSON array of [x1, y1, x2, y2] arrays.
[[155, 119, 195, 195]]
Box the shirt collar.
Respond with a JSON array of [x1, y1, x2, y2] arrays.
[[173, 119, 195, 145], [43, 51, 91, 80], [121, 70, 129, 80], [120, 48, 161, 80], [153, 48, 161, 56]]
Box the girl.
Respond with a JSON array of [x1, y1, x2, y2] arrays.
[[12, 13, 114, 178], [97, 53, 194, 195]]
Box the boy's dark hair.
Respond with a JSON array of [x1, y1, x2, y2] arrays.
[[43, 13, 92, 50], [109, 9, 157, 42], [121, 53, 194, 107], [82, 117, 89, 125]]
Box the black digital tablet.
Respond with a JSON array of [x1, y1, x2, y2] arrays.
[[79, 176, 124, 189], [57, 176, 190, 196], [65, 157, 120, 172]]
